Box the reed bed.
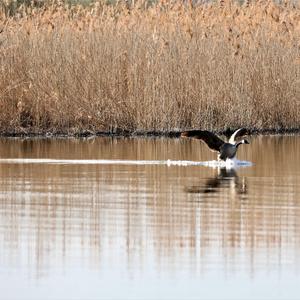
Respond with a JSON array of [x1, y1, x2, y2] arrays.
[[0, 0, 299, 135]]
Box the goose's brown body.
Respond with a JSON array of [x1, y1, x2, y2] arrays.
[[219, 143, 238, 160]]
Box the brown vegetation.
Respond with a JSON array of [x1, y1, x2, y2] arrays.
[[0, 0, 299, 135]]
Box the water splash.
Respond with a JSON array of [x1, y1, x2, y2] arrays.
[[201, 158, 253, 169], [0, 158, 252, 168]]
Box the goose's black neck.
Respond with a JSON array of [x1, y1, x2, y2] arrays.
[[235, 141, 243, 148]]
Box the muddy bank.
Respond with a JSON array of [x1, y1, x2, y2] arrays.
[[0, 127, 298, 139]]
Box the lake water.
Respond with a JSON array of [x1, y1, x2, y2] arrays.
[[0, 135, 299, 300]]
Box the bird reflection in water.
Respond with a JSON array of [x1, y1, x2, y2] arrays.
[[185, 167, 247, 197]]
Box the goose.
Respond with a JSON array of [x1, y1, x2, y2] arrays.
[[181, 128, 249, 161]]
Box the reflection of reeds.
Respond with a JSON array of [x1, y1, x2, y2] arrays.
[[0, 1, 300, 134], [0, 137, 299, 275]]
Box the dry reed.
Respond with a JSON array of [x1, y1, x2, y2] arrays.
[[0, 0, 299, 135]]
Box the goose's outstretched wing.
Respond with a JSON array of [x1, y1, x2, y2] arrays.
[[181, 130, 224, 152], [228, 128, 248, 144]]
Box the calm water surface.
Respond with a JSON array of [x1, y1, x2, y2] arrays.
[[0, 136, 299, 300]]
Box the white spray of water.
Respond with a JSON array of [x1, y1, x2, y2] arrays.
[[0, 158, 252, 168]]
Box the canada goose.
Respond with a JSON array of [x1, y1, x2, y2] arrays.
[[181, 128, 249, 161]]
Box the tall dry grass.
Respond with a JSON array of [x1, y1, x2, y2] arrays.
[[0, 0, 299, 134]]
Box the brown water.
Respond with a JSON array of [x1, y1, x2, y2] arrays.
[[0, 136, 299, 300]]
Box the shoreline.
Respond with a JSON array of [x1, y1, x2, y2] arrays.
[[0, 128, 298, 139]]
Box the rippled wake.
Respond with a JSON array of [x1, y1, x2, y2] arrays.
[[0, 158, 252, 168]]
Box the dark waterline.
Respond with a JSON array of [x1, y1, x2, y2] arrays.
[[0, 127, 299, 139]]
